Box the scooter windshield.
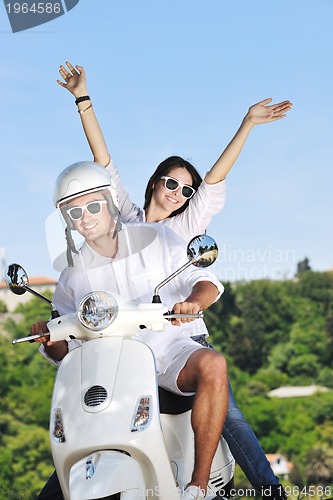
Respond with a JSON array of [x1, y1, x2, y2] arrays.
[[45, 206, 213, 342], [45, 208, 159, 273], [45, 209, 180, 306]]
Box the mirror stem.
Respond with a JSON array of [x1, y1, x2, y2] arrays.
[[23, 285, 53, 305], [23, 285, 59, 317], [153, 259, 194, 302]]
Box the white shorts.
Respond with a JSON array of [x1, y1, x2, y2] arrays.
[[157, 342, 206, 396]]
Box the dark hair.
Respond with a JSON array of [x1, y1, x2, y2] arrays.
[[143, 156, 202, 217]]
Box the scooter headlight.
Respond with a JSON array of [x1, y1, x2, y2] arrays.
[[78, 291, 118, 331]]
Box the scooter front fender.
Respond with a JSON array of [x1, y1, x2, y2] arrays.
[[70, 450, 147, 499]]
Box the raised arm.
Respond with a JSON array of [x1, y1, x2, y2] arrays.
[[57, 61, 110, 167], [205, 98, 292, 184]]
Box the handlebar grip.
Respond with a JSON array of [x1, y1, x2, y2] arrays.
[[163, 311, 204, 320], [12, 332, 50, 345]]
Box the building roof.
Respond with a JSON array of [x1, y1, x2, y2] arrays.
[[268, 385, 330, 398], [266, 453, 286, 462], [0, 277, 57, 289], [265, 453, 294, 475]]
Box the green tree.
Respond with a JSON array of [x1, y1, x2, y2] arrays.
[[0, 300, 7, 314], [287, 353, 321, 379], [325, 299, 333, 360], [204, 281, 237, 350], [227, 280, 294, 373], [305, 445, 333, 486], [1, 422, 52, 497], [295, 257, 311, 277], [268, 296, 331, 382], [253, 368, 289, 391], [0, 295, 55, 497], [289, 307, 329, 362], [296, 271, 333, 311]]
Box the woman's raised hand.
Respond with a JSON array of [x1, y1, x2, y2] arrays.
[[246, 97, 292, 125], [57, 61, 88, 98]]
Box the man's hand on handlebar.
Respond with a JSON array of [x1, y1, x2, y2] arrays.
[[171, 302, 202, 326], [30, 321, 53, 345], [30, 321, 69, 362]]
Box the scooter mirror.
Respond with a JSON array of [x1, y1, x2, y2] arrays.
[[6, 264, 60, 344], [5, 263, 29, 295], [152, 235, 219, 302], [6, 263, 56, 312], [187, 235, 218, 268]]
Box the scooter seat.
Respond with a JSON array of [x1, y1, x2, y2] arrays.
[[158, 387, 194, 415]]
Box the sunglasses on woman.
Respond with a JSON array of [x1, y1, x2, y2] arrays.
[[160, 176, 196, 199], [66, 200, 107, 221]]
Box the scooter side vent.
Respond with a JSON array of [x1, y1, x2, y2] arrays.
[[84, 385, 108, 407], [208, 471, 228, 497]]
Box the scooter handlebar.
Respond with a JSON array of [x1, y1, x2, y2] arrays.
[[164, 311, 204, 320], [11, 307, 204, 345], [12, 332, 50, 345]]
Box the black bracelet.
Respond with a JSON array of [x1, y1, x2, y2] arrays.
[[75, 95, 90, 105]]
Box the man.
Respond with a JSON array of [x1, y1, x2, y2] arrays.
[[33, 161, 229, 500]]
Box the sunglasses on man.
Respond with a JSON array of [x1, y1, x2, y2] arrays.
[[66, 200, 107, 221]]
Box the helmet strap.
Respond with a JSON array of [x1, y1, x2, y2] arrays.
[[65, 226, 79, 267], [103, 190, 122, 239], [112, 216, 122, 239]]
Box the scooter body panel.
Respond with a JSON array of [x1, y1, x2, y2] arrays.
[[51, 337, 179, 499], [161, 412, 235, 499]]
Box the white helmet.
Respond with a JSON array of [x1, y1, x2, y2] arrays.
[[53, 161, 121, 266], [53, 161, 119, 209]]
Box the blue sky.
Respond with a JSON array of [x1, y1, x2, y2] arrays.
[[1, 0, 332, 282]]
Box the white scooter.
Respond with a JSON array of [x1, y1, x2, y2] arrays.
[[7, 235, 235, 500]]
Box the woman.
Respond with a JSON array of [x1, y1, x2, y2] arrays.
[[56, 61, 291, 499], [57, 61, 291, 242]]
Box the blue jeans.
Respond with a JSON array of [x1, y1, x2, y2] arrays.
[[223, 381, 279, 491]]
